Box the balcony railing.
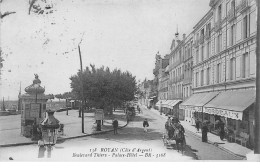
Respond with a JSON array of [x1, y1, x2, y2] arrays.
[[227, 9, 236, 22], [236, 0, 249, 13]]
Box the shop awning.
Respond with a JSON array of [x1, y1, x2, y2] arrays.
[[179, 92, 219, 112], [203, 90, 255, 120], [161, 100, 172, 107], [167, 100, 182, 109], [155, 100, 167, 106]]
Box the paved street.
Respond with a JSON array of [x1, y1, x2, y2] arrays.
[[0, 106, 244, 161]]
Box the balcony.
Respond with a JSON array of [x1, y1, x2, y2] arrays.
[[237, 0, 249, 13], [199, 35, 204, 44], [227, 9, 236, 22], [214, 20, 221, 32]]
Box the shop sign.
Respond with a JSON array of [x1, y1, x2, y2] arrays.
[[179, 105, 202, 112], [203, 107, 242, 120], [95, 109, 104, 120]]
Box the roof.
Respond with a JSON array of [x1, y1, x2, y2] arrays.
[[204, 89, 256, 112], [180, 92, 219, 107]]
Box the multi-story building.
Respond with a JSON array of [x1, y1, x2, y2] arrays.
[[153, 52, 171, 113], [180, 0, 257, 148], [183, 33, 194, 123], [167, 33, 186, 119], [138, 79, 154, 107]]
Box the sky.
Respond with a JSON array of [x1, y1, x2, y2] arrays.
[[0, 0, 210, 100]]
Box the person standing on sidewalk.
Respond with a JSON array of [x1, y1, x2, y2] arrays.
[[217, 120, 225, 140], [112, 118, 119, 135], [201, 121, 209, 142], [143, 118, 149, 132], [195, 119, 200, 133]]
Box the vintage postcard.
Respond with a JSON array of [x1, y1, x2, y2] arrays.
[[0, 0, 259, 162]]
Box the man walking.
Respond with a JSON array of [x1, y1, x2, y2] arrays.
[[112, 118, 119, 135], [143, 118, 149, 132]]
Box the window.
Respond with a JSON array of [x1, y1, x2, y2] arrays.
[[241, 52, 249, 78], [196, 49, 199, 64], [216, 63, 222, 83], [217, 34, 222, 53], [196, 72, 199, 87], [201, 28, 204, 38], [206, 42, 209, 59], [201, 45, 204, 61], [201, 70, 204, 86], [206, 67, 210, 85], [230, 24, 235, 46], [243, 16, 248, 39], [207, 23, 211, 37], [231, 0, 235, 15], [218, 4, 222, 22], [230, 57, 236, 80]]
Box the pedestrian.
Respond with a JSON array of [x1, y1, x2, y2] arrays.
[[201, 121, 209, 142], [165, 116, 171, 137], [143, 118, 149, 132], [217, 120, 225, 140], [112, 118, 119, 135], [195, 119, 200, 133]]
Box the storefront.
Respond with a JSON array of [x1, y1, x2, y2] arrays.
[[179, 92, 219, 125], [203, 89, 255, 148], [149, 96, 157, 109], [155, 100, 166, 114], [166, 100, 182, 119]]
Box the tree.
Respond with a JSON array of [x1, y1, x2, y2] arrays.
[[70, 65, 137, 115], [55, 94, 63, 102]]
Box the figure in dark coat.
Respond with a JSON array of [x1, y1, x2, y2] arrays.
[[195, 119, 200, 132], [201, 122, 209, 142], [112, 119, 119, 135], [143, 119, 149, 132], [218, 121, 225, 140]]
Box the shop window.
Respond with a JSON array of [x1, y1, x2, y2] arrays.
[[227, 118, 236, 131], [239, 120, 249, 133]]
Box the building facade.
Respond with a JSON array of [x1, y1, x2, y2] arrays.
[[180, 0, 257, 148], [167, 34, 186, 119], [183, 33, 194, 124]]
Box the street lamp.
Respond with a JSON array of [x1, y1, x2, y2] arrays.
[[40, 109, 60, 158]]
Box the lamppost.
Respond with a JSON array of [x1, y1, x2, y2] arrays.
[[40, 109, 60, 158]]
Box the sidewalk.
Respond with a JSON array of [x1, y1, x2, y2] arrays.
[[146, 106, 253, 158], [0, 109, 127, 147]]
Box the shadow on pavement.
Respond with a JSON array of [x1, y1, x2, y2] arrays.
[[92, 126, 163, 141]]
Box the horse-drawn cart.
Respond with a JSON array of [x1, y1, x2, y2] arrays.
[[162, 122, 186, 154]]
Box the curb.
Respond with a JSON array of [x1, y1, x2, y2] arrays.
[[0, 122, 128, 148]]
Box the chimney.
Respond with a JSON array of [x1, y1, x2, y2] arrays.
[[183, 34, 186, 40]]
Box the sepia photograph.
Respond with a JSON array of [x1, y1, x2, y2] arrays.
[[0, 0, 260, 163]]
